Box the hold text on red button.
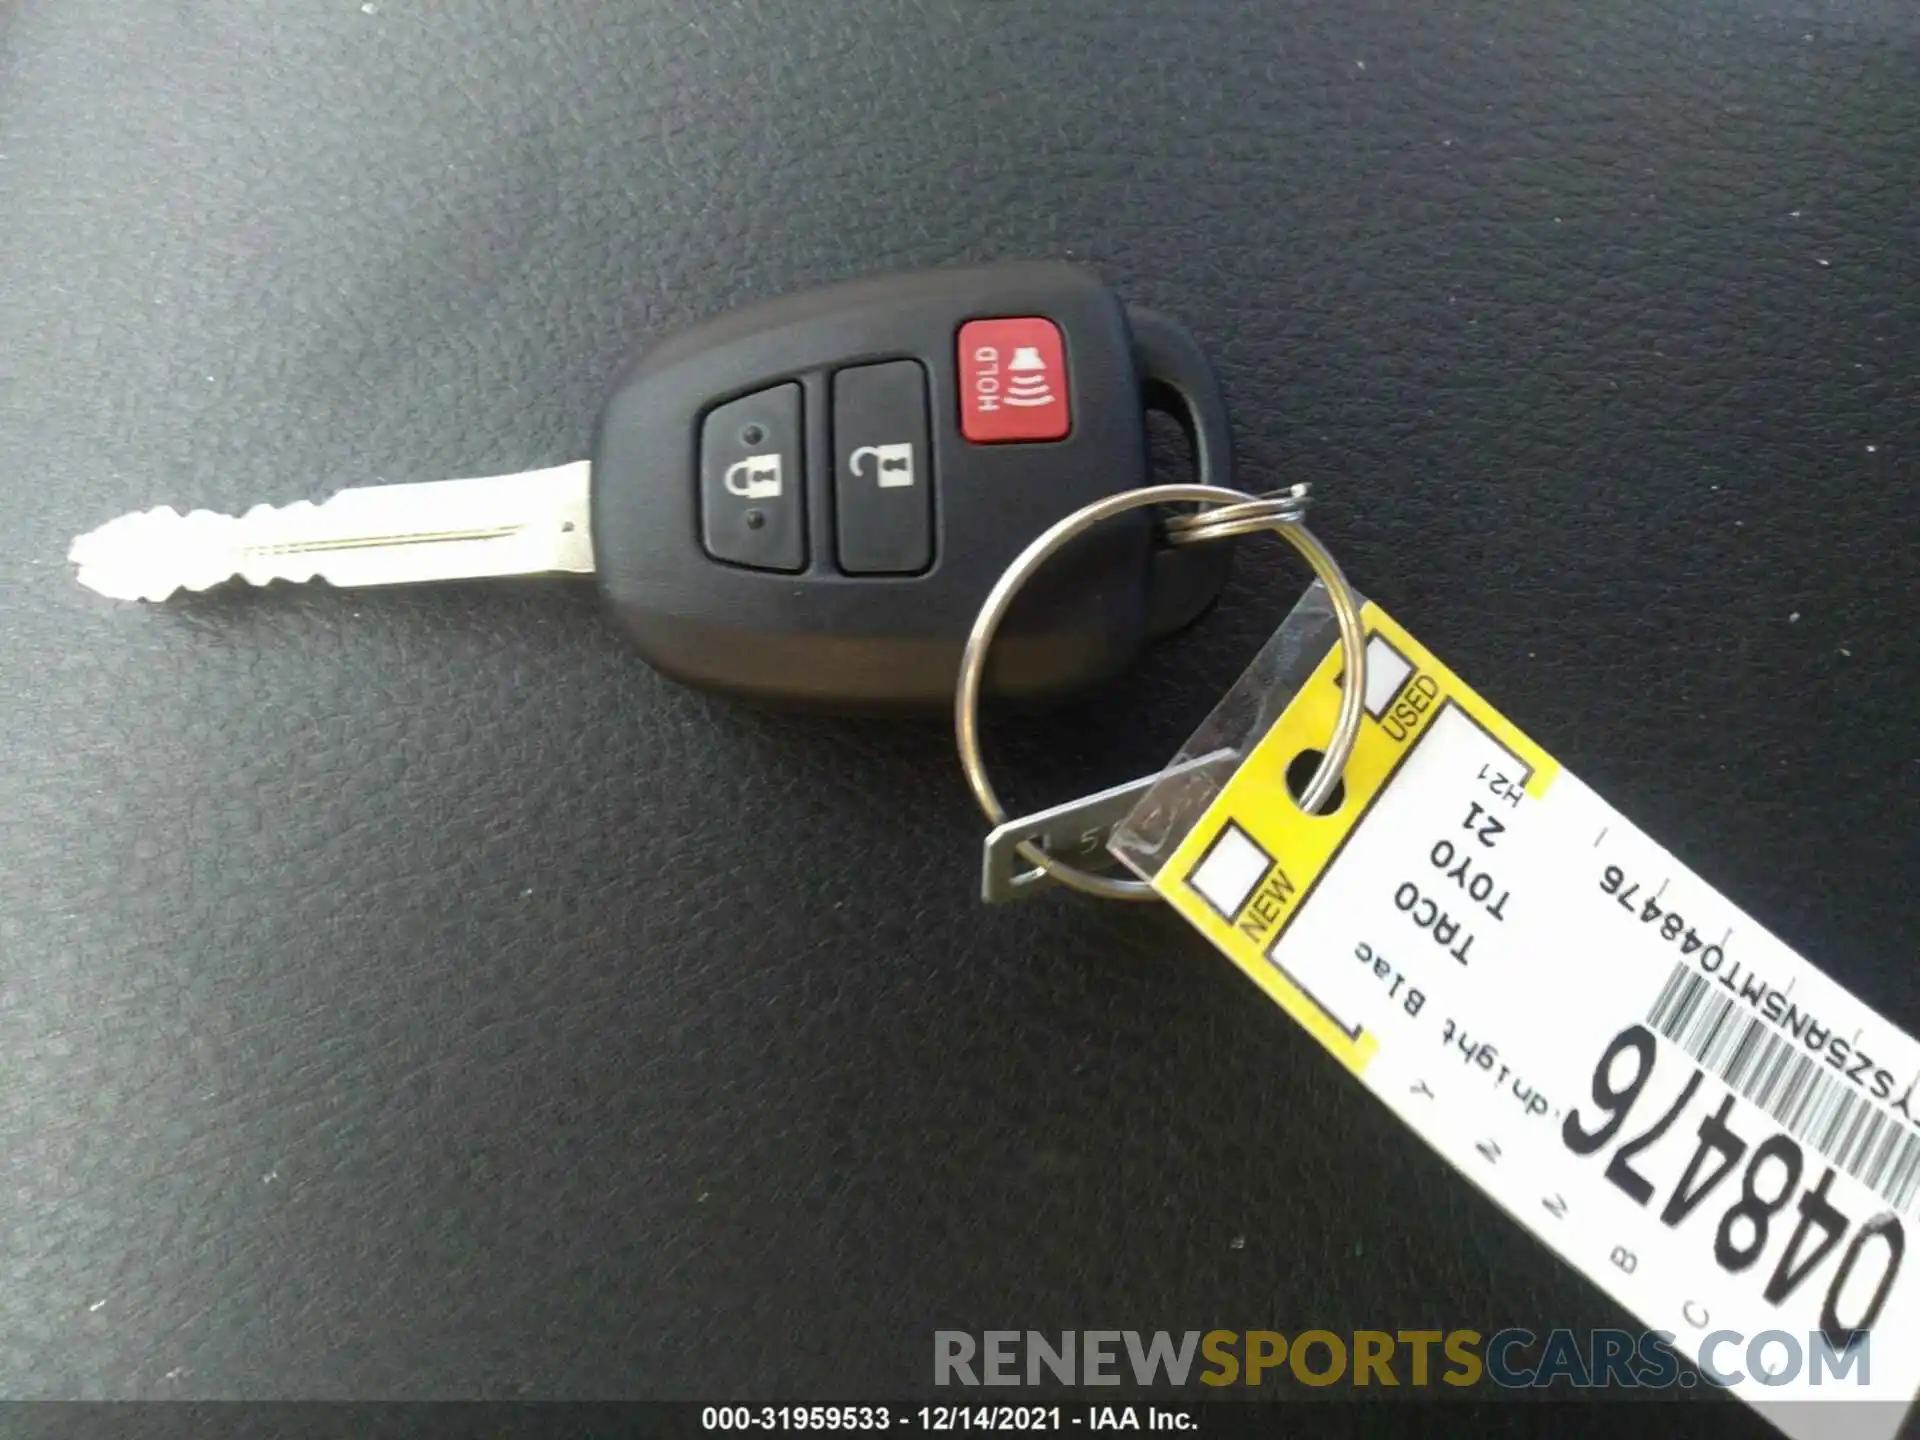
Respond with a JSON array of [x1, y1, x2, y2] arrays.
[[957, 317, 1069, 443]]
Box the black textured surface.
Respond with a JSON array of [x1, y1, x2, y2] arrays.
[[1, 0, 1916, 1424]]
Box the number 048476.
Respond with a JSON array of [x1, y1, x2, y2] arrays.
[[1564, 1024, 1905, 1349]]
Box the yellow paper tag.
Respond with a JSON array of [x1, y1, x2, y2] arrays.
[[1153, 602, 1558, 1074], [1120, 597, 1920, 1440]]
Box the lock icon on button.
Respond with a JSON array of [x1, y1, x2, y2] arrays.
[[724, 454, 783, 500]]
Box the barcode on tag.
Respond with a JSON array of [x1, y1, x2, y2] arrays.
[[1647, 963, 1920, 1215]]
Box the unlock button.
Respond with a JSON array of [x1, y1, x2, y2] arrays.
[[834, 361, 932, 574]]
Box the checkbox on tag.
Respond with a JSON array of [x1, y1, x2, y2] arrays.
[[1186, 822, 1274, 922], [1361, 634, 1415, 719]]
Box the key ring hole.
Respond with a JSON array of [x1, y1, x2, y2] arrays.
[[1144, 405, 1199, 487], [1284, 748, 1348, 816], [1143, 399, 1202, 535]]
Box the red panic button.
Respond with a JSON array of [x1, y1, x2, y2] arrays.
[[957, 317, 1070, 443]]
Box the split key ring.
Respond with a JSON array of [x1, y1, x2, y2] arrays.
[[954, 483, 1369, 902]]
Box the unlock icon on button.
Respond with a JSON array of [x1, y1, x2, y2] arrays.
[[849, 442, 916, 489]]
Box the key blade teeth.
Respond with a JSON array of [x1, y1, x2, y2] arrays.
[[69, 506, 187, 601], [68, 505, 246, 602]]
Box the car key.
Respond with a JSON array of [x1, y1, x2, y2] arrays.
[[69, 261, 1235, 709]]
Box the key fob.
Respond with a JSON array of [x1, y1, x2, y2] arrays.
[[591, 261, 1233, 709]]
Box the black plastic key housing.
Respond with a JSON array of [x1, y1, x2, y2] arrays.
[[591, 261, 1232, 709]]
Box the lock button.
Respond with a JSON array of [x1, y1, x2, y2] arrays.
[[699, 383, 804, 573], [834, 360, 933, 575]]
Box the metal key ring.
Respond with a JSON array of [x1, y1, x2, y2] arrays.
[[955, 483, 1369, 901]]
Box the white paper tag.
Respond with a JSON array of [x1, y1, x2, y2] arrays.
[[1115, 598, 1919, 1438]]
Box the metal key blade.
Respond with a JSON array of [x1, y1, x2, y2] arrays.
[[69, 462, 594, 601]]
